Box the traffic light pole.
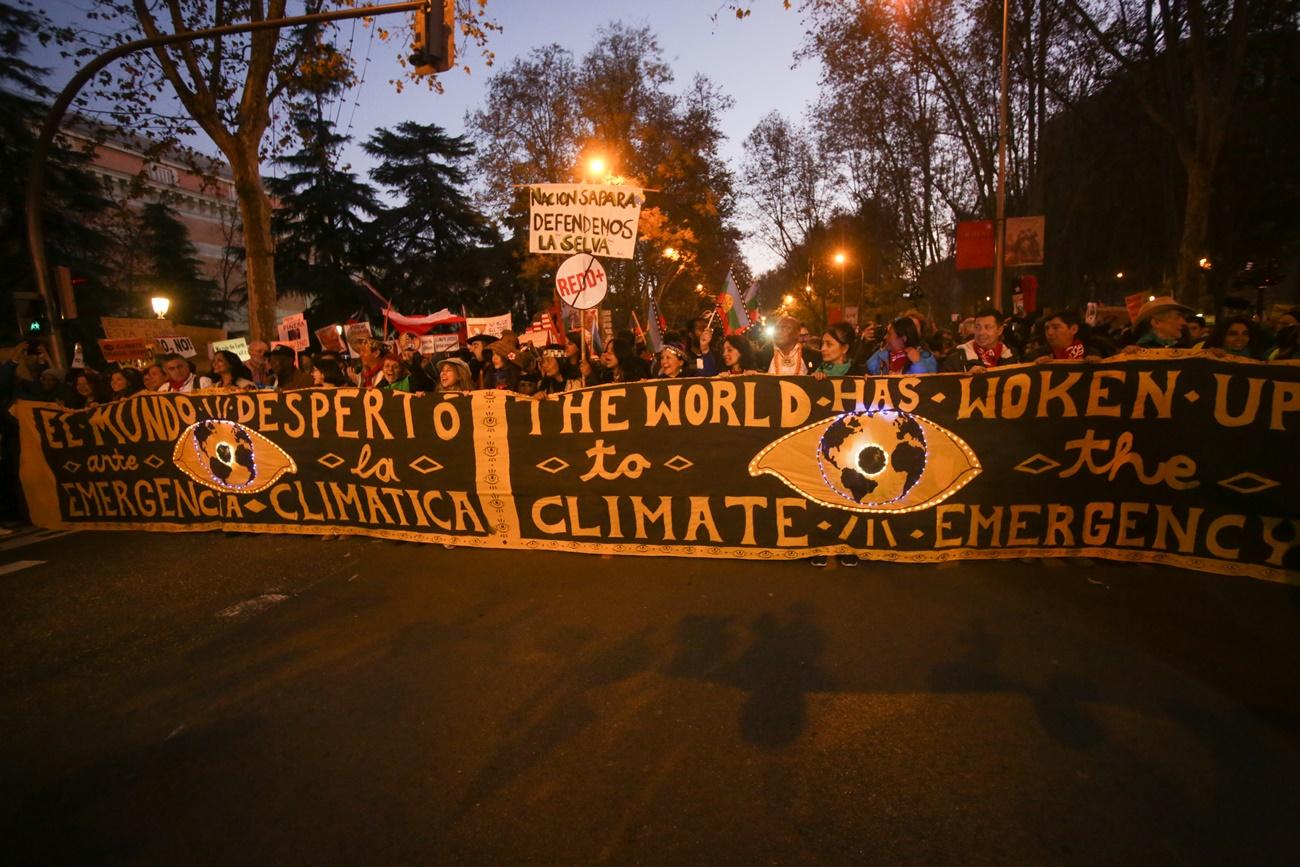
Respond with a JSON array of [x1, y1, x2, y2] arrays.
[[26, 0, 428, 369]]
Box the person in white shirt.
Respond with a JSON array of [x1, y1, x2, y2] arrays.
[[156, 353, 212, 392]]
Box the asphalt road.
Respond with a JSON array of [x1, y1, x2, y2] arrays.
[[2, 528, 1298, 865]]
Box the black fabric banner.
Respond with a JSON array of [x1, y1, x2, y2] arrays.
[[16, 355, 1300, 583]]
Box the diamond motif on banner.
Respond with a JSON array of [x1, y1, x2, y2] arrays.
[[409, 456, 444, 474], [1014, 453, 1060, 474], [910, 529, 925, 540], [318, 453, 345, 470], [537, 457, 569, 474], [243, 499, 266, 513], [1183, 390, 1200, 403], [663, 455, 694, 472], [930, 391, 947, 403], [1217, 472, 1279, 494], [816, 397, 832, 407], [62, 460, 81, 473], [143, 454, 165, 470], [816, 521, 831, 531]]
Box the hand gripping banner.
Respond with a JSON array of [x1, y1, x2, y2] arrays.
[[14, 355, 1300, 584]]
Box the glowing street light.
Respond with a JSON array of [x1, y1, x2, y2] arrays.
[[151, 295, 170, 319], [783, 293, 795, 306], [834, 252, 846, 266], [663, 247, 679, 261], [1116, 271, 1125, 280], [1198, 257, 1213, 271], [588, 156, 606, 177]]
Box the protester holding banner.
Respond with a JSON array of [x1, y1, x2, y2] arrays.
[[863, 319, 937, 376], [598, 337, 647, 384], [380, 358, 414, 392], [654, 343, 690, 379], [943, 309, 1019, 372], [355, 339, 387, 388], [211, 350, 256, 390], [108, 368, 145, 400], [813, 323, 866, 379], [246, 340, 272, 388], [67, 370, 109, 409], [267, 346, 312, 391], [1133, 297, 1193, 349], [759, 317, 815, 376], [157, 353, 213, 392], [1206, 316, 1268, 359], [720, 334, 759, 376], [1029, 310, 1110, 362], [434, 357, 475, 393], [142, 362, 166, 391], [309, 358, 350, 387], [487, 336, 529, 391], [537, 346, 582, 393], [685, 318, 722, 376]]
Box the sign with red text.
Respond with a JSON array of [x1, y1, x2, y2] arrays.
[[554, 254, 608, 310], [277, 313, 310, 351]]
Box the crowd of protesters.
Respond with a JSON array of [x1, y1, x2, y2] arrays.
[[1, 296, 1297, 532]]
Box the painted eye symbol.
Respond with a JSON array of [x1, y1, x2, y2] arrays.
[[172, 419, 297, 494], [749, 408, 981, 514]]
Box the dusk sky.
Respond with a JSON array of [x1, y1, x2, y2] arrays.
[[44, 0, 826, 273]]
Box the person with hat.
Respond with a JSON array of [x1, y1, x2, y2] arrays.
[[354, 337, 387, 387], [1132, 296, 1193, 348], [434, 356, 475, 393], [536, 345, 581, 394], [943, 308, 1019, 372], [466, 333, 494, 388], [655, 343, 690, 379], [268, 345, 313, 390], [487, 334, 526, 391]]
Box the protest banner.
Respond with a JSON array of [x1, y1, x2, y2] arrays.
[[518, 330, 549, 349], [101, 317, 173, 340], [277, 313, 310, 351], [345, 322, 374, 354], [599, 309, 615, 344], [315, 326, 345, 354], [1004, 216, 1045, 267], [1125, 292, 1148, 324], [528, 183, 645, 260], [554, 253, 608, 310], [419, 333, 461, 355], [16, 356, 1299, 584], [466, 314, 512, 339], [956, 221, 994, 271], [97, 338, 153, 363], [156, 336, 197, 358], [210, 337, 250, 361]]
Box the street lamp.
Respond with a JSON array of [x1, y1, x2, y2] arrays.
[[151, 296, 170, 319]]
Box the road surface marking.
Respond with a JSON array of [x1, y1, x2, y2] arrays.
[[217, 594, 289, 619], [0, 529, 75, 553], [0, 560, 46, 575]]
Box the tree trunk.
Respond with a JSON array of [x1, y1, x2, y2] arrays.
[[228, 142, 278, 342], [1174, 161, 1212, 302]]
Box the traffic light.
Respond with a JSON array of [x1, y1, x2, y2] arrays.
[[13, 291, 48, 339], [410, 0, 454, 76]]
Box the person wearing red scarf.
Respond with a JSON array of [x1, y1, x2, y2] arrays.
[[157, 353, 212, 392], [943, 308, 1019, 372], [1031, 310, 1107, 363]]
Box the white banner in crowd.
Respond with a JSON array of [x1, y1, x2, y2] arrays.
[[156, 335, 196, 358], [528, 183, 645, 260], [466, 314, 512, 338], [209, 337, 250, 361], [344, 322, 374, 352], [277, 313, 310, 351], [419, 333, 461, 355]]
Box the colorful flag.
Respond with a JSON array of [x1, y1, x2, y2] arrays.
[[646, 295, 664, 353], [718, 271, 747, 334]]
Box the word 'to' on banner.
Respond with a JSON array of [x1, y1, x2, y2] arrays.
[[14, 355, 1300, 584]]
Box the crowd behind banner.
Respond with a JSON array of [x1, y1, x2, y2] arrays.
[[3, 296, 1299, 538]]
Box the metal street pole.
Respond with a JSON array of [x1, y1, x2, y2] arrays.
[[992, 0, 1010, 314], [25, 0, 427, 368]]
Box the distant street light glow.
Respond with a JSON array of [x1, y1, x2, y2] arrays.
[[151, 296, 170, 319]]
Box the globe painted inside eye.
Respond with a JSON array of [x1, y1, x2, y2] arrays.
[[817, 410, 927, 506], [172, 419, 297, 494]]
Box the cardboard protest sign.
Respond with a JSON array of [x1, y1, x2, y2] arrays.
[[315, 325, 345, 353], [97, 338, 154, 363], [466, 314, 512, 339], [15, 356, 1300, 584], [344, 322, 374, 354], [1004, 216, 1045, 267], [419, 333, 461, 355], [528, 183, 645, 260], [156, 335, 197, 358], [518, 330, 549, 349], [277, 313, 310, 351], [210, 337, 250, 361], [100, 317, 173, 340], [554, 254, 608, 310]]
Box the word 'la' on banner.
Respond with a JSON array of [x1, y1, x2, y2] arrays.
[[528, 183, 645, 260], [14, 355, 1300, 584]]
